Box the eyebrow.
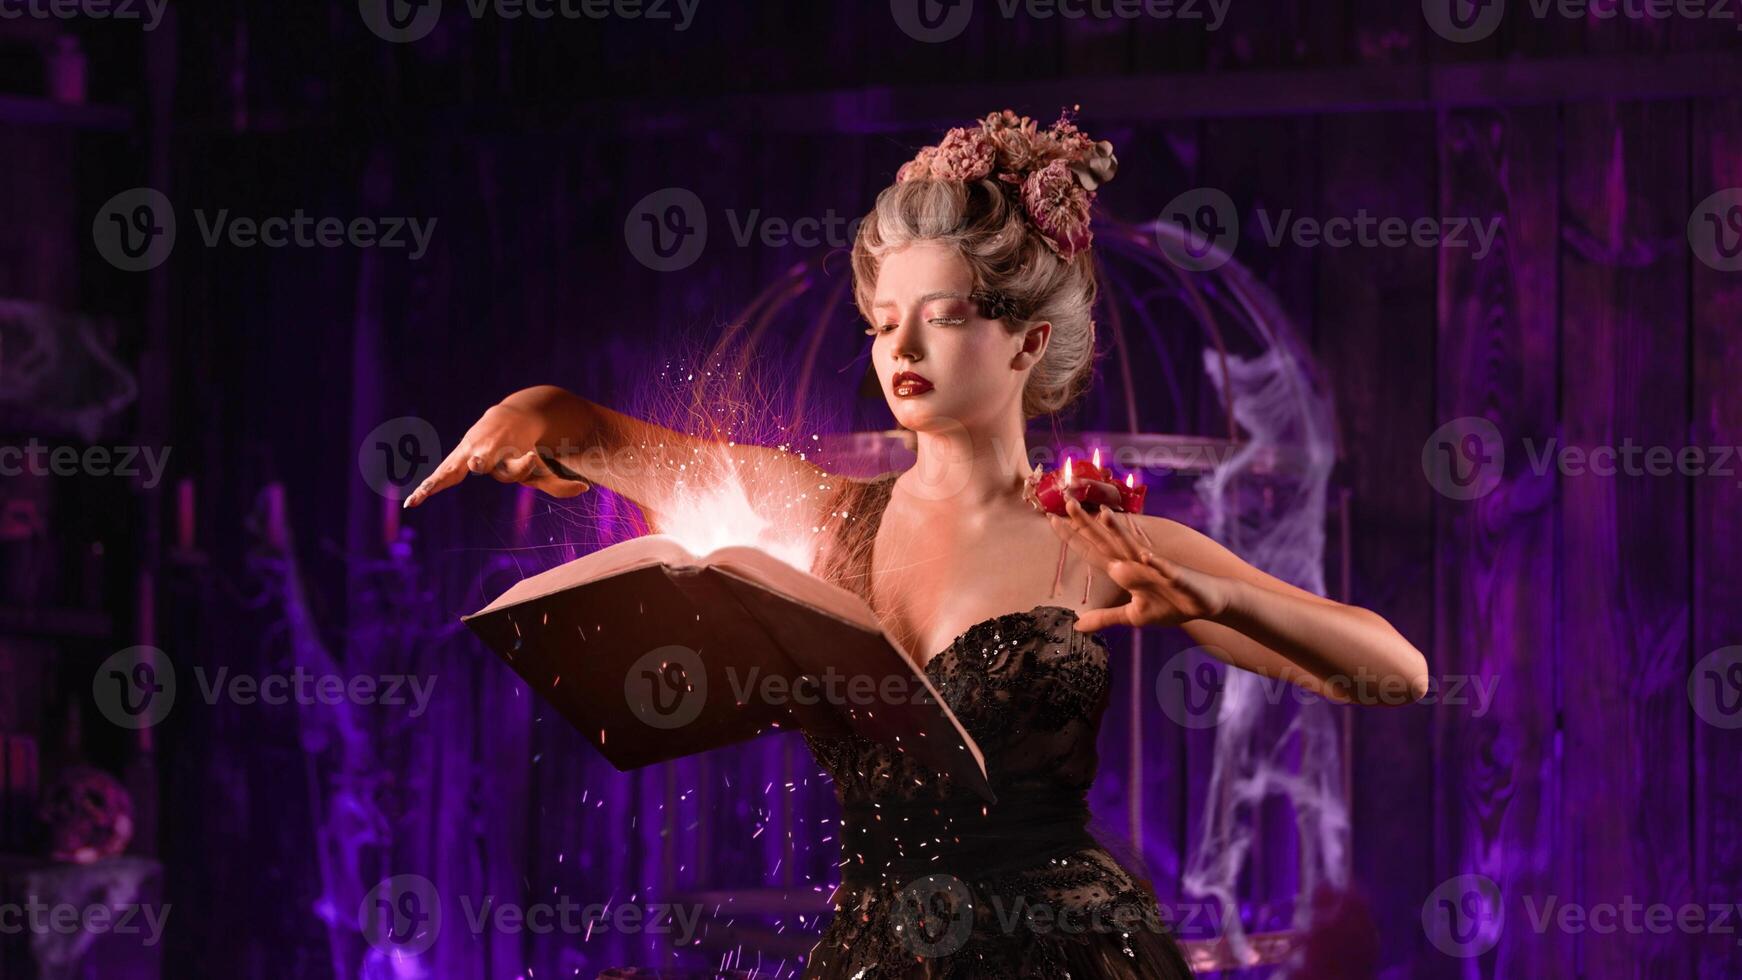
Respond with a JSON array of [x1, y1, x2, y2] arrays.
[[871, 290, 973, 311]]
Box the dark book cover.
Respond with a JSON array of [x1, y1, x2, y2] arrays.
[[463, 535, 994, 802]]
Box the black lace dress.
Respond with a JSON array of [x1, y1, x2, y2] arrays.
[[801, 474, 1192, 979]]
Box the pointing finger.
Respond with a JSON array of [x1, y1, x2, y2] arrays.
[[405, 444, 471, 508]]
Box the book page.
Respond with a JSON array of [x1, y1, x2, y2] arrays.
[[469, 534, 697, 616]]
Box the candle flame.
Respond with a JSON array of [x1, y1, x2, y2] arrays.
[[1126, 473, 1135, 487], [1064, 456, 1073, 483], [1092, 447, 1101, 469]]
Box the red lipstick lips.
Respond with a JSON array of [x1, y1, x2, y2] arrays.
[[892, 371, 934, 397]]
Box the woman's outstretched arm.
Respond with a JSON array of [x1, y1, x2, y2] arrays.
[[1055, 499, 1431, 706], [402, 385, 837, 530]]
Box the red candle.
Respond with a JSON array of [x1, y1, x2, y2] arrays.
[[1024, 450, 1144, 516]]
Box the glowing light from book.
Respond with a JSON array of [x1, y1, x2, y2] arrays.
[[613, 351, 830, 572], [650, 463, 819, 573]]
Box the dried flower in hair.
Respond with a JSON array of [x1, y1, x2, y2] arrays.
[[1044, 109, 1096, 159], [891, 107, 1116, 261], [896, 145, 940, 183], [1071, 139, 1119, 191], [931, 127, 997, 182], [980, 109, 1044, 172], [1023, 159, 1095, 260], [1043, 108, 1119, 191]]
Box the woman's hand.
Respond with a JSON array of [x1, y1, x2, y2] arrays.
[[1048, 496, 1233, 633], [403, 398, 593, 508]]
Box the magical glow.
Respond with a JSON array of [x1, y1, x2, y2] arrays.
[[601, 347, 837, 575], [646, 455, 821, 573]]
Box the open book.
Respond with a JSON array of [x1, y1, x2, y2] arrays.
[[463, 536, 994, 803]]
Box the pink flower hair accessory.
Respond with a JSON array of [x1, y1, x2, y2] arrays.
[[896, 105, 1119, 262]]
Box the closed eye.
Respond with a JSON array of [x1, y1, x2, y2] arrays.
[[863, 316, 967, 336]]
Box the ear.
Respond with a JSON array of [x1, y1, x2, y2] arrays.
[[1013, 321, 1051, 370]]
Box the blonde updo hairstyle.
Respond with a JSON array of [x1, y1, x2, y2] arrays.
[[849, 110, 1117, 421]]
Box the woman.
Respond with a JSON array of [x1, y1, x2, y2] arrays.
[[404, 109, 1429, 978]]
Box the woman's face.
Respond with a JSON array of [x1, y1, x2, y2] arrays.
[[866, 240, 1046, 435]]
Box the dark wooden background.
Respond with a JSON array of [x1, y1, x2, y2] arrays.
[[0, 2, 1738, 977]]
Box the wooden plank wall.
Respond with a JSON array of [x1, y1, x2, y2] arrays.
[[1433, 104, 1561, 980], [1691, 96, 1742, 980]]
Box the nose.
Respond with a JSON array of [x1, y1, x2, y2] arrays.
[[890, 316, 923, 364]]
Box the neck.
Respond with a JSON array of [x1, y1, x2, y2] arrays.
[[903, 417, 1034, 507]]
